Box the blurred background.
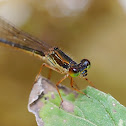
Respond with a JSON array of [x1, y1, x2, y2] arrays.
[[0, 0, 126, 125]]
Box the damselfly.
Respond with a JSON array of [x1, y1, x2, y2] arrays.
[[0, 17, 94, 104]]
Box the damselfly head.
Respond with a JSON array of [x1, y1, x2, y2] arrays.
[[69, 59, 91, 77]]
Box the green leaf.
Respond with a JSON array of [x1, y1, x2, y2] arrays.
[[39, 86, 126, 126]]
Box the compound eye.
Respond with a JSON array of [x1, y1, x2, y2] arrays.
[[81, 59, 91, 69], [69, 67, 80, 77], [69, 67, 79, 73]]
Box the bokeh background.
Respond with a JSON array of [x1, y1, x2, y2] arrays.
[[0, 0, 126, 125]]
